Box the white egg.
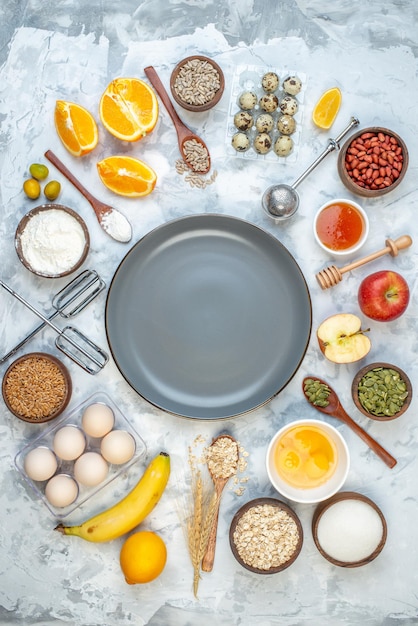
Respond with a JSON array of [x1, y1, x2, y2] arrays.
[[24, 446, 58, 482], [45, 474, 79, 508], [53, 425, 86, 461], [81, 402, 115, 438], [73, 452, 109, 486], [100, 430, 136, 465]]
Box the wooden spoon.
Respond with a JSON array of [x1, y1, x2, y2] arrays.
[[201, 434, 239, 572], [302, 377, 397, 469], [45, 150, 132, 243], [144, 66, 211, 174]]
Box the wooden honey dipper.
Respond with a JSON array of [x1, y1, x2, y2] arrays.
[[316, 235, 413, 289]]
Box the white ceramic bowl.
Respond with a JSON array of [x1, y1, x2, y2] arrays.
[[313, 198, 369, 257], [266, 419, 350, 504]]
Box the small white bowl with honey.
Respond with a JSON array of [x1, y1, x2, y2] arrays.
[[313, 198, 369, 257], [266, 419, 350, 504]]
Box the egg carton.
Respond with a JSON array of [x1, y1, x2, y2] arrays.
[[225, 64, 307, 163], [14, 391, 147, 518]]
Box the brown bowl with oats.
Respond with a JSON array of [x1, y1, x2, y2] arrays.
[[2, 352, 72, 423], [170, 55, 225, 112], [229, 497, 303, 574]]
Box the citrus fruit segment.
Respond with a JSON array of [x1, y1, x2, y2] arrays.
[[120, 531, 167, 584], [312, 87, 342, 129], [99, 78, 159, 142], [97, 155, 157, 197], [54, 100, 99, 156]]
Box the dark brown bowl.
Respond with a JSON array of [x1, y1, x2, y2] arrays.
[[312, 491, 387, 567], [229, 497, 303, 574], [170, 55, 225, 112], [337, 127, 408, 197], [352, 361, 412, 421], [2, 352, 72, 423], [15, 203, 90, 278]]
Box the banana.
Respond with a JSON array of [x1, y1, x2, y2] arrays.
[[55, 451, 170, 542]]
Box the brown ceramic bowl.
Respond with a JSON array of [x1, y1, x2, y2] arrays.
[[2, 352, 72, 423], [170, 55, 225, 112], [312, 491, 387, 567], [337, 127, 408, 197], [352, 361, 412, 421], [15, 204, 90, 278], [229, 497, 303, 574]]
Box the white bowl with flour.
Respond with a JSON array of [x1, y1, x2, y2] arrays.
[[15, 204, 90, 278]]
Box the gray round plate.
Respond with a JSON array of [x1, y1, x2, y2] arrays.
[[105, 214, 311, 419]]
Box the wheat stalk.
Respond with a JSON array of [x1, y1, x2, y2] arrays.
[[186, 456, 220, 597]]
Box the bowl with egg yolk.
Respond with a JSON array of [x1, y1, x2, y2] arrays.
[[266, 419, 350, 504]]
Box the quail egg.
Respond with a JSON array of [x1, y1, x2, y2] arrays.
[[238, 91, 258, 110], [255, 113, 274, 133], [254, 132, 272, 154], [261, 72, 279, 93], [283, 75, 302, 96], [259, 93, 279, 113], [232, 132, 250, 152], [234, 110, 254, 131], [280, 95, 299, 116], [277, 114, 297, 135], [274, 135, 294, 157]]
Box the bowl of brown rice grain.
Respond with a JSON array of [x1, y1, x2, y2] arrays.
[[2, 352, 72, 423], [170, 55, 225, 112], [229, 497, 303, 574]]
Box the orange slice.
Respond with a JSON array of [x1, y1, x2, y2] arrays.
[[54, 100, 99, 156], [97, 155, 157, 197], [99, 78, 158, 142], [312, 87, 342, 129]]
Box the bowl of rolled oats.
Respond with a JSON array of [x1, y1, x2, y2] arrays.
[[229, 497, 303, 574], [2, 352, 72, 423], [170, 55, 225, 112]]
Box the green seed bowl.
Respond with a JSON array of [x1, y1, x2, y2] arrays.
[[351, 362, 412, 421]]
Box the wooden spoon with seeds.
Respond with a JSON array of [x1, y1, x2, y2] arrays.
[[201, 434, 239, 572], [144, 65, 211, 174], [302, 376, 397, 469]]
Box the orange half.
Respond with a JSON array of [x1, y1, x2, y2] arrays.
[[54, 100, 99, 156], [312, 87, 342, 130], [97, 155, 157, 197], [99, 77, 159, 142]]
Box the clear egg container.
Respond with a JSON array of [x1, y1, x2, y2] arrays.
[[225, 64, 307, 163], [14, 391, 147, 518]]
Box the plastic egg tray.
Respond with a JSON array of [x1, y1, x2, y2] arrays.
[[14, 391, 146, 518], [225, 64, 307, 163]]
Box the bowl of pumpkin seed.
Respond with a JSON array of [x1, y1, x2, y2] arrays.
[[351, 362, 412, 421]]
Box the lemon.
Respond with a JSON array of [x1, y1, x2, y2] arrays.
[[29, 163, 49, 181], [312, 87, 342, 129], [120, 531, 167, 584], [44, 180, 61, 201], [23, 178, 41, 200]]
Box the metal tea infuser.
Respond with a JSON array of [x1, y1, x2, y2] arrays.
[[0, 277, 108, 374], [0, 269, 106, 364], [262, 116, 360, 221]]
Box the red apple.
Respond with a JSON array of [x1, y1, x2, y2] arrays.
[[358, 270, 410, 321]]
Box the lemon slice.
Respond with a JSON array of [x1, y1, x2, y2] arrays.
[[312, 87, 342, 129]]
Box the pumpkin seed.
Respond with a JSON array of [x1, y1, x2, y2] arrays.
[[304, 378, 331, 407], [357, 367, 409, 417]]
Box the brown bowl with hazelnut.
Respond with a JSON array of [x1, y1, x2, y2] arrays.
[[170, 55, 225, 112], [229, 497, 303, 574], [352, 361, 412, 421], [2, 352, 72, 423], [337, 127, 408, 197]]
